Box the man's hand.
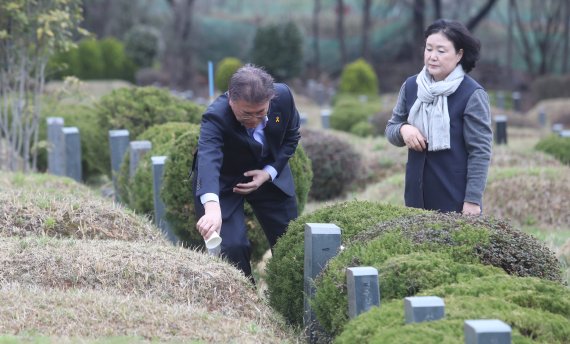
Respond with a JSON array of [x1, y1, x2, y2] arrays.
[[196, 201, 222, 240], [401, 124, 427, 151], [233, 169, 270, 195], [462, 201, 481, 216]]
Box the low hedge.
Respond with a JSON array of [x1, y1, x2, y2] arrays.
[[116, 122, 198, 215], [161, 131, 312, 261], [265, 201, 425, 326], [93, 86, 204, 176], [330, 95, 380, 135], [535, 134, 570, 165], [336, 275, 570, 343], [311, 212, 562, 335]]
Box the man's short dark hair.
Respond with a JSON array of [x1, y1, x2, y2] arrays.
[[228, 64, 275, 104]]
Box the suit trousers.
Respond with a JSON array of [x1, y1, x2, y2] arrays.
[[194, 181, 298, 282]]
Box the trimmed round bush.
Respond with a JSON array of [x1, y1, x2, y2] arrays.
[[124, 25, 161, 69], [161, 131, 312, 261], [265, 201, 425, 326], [93, 86, 204, 176], [338, 58, 378, 96], [336, 275, 570, 343], [76, 39, 104, 80], [349, 120, 373, 137], [311, 212, 562, 335], [535, 134, 570, 165], [117, 122, 198, 215], [330, 95, 380, 133], [99, 37, 128, 80], [300, 129, 362, 200], [215, 57, 242, 92]]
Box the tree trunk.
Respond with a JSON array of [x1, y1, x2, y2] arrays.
[[432, 0, 441, 20], [466, 0, 499, 32], [361, 0, 372, 62], [312, 0, 321, 77], [336, 0, 347, 66], [164, 0, 196, 89], [412, 0, 425, 65], [507, 0, 514, 88], [562, 0, 569, 73]]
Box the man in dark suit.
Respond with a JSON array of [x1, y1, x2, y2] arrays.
[[193, 64, 301, 281]]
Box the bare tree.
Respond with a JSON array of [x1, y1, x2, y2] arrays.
[[563, 0, 569, 73], [466, 0, 499, 31], [432, 0, 441, 20], [312, 0, 322, 77], [512, 0, 565, 75], [336, 0, 347, 65], [412, 0, 425, 64], [163, 0, 196, 89], [361, 0, 373, 62]]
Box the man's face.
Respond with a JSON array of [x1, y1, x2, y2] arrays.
[[229, 98, 269, 129]]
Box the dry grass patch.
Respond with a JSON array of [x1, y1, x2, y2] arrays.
[[0, 188, 165, 243], [0, 283, 297, 343], [0, 238, 263, 315], [484, 166, 570, 228]]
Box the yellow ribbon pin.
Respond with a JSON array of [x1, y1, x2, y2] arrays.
[[276, 116, 280, 123]]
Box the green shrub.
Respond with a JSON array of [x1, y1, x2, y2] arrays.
[[300, 129, 361, 200], [36, 102, 103, 181], [93, 86, 204, 176], [76, 39, 104, 80], [215, 57, 242, 92], [336, 275, 570, 344], [252, 22, 303, 81], [99, 38, 128, 80], [124, 25, 160, 68], [330, 95, 380, 133], [535, 135, 570, 165], [349, 120, 373, 137], [161, 131, 312, 261], [311, 212, 562, 335], [338, 58, 378, 96], [117, 122, 198, 216], [265, 201, 424, 326]]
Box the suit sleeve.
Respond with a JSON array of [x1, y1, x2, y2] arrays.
[[195, 110, 224, 198], [269, 84, 301, 176]]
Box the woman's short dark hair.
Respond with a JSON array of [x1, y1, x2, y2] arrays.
[[228, 64, 275, 104], [424, 19, 481, 73]]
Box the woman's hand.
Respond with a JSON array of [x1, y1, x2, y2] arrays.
[[400, 124, 427, 151], [233, 170, 270, 195], [462, 202, 481, 215]]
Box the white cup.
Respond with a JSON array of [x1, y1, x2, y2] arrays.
[[204, 231, 222, 250]]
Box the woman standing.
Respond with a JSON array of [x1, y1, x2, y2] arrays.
[[385, 19, 492, 215]]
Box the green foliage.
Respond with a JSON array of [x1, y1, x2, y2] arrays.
[[161, 132, 312, 261], [300, 129, 362, 200], [93, 86, 204, 176], [311, 212, 562, 335], [215, 57, 242, 92], [330, 95, 381, 134], [349, 120, 373, 137], [251, 22, 303, 81], [116, 122, 197, 216], [337, 276, 570, 344], [265, 201, 424, 326], [124, 25, 160, 68], [338, 58, 378, 96], [36, 100, 103, 181], [99, 38, 128, 80], [48, 38, 135, 81], [76, 39, 104, 79], [535, 135, 570, 165]]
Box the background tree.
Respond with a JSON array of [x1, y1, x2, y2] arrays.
[[512, 0, 565, 76], [361, 0, 372, 62], [312, 0, 322, 78], [336, 0, 347, 65], [252, 22, 303, 82], [163, 0, 196, 89], [0, 0, 85, 171]]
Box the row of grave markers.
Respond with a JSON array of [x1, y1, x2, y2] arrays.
[[46, 117, 178, 244], [303, 223, 512, 344]]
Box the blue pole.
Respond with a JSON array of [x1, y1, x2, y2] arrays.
[[208, 61, 214, 101]]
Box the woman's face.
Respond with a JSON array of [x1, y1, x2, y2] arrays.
[[424, 32, 463, 81]]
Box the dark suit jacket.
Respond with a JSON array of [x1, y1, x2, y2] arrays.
[[194, 83, 300, 215]]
